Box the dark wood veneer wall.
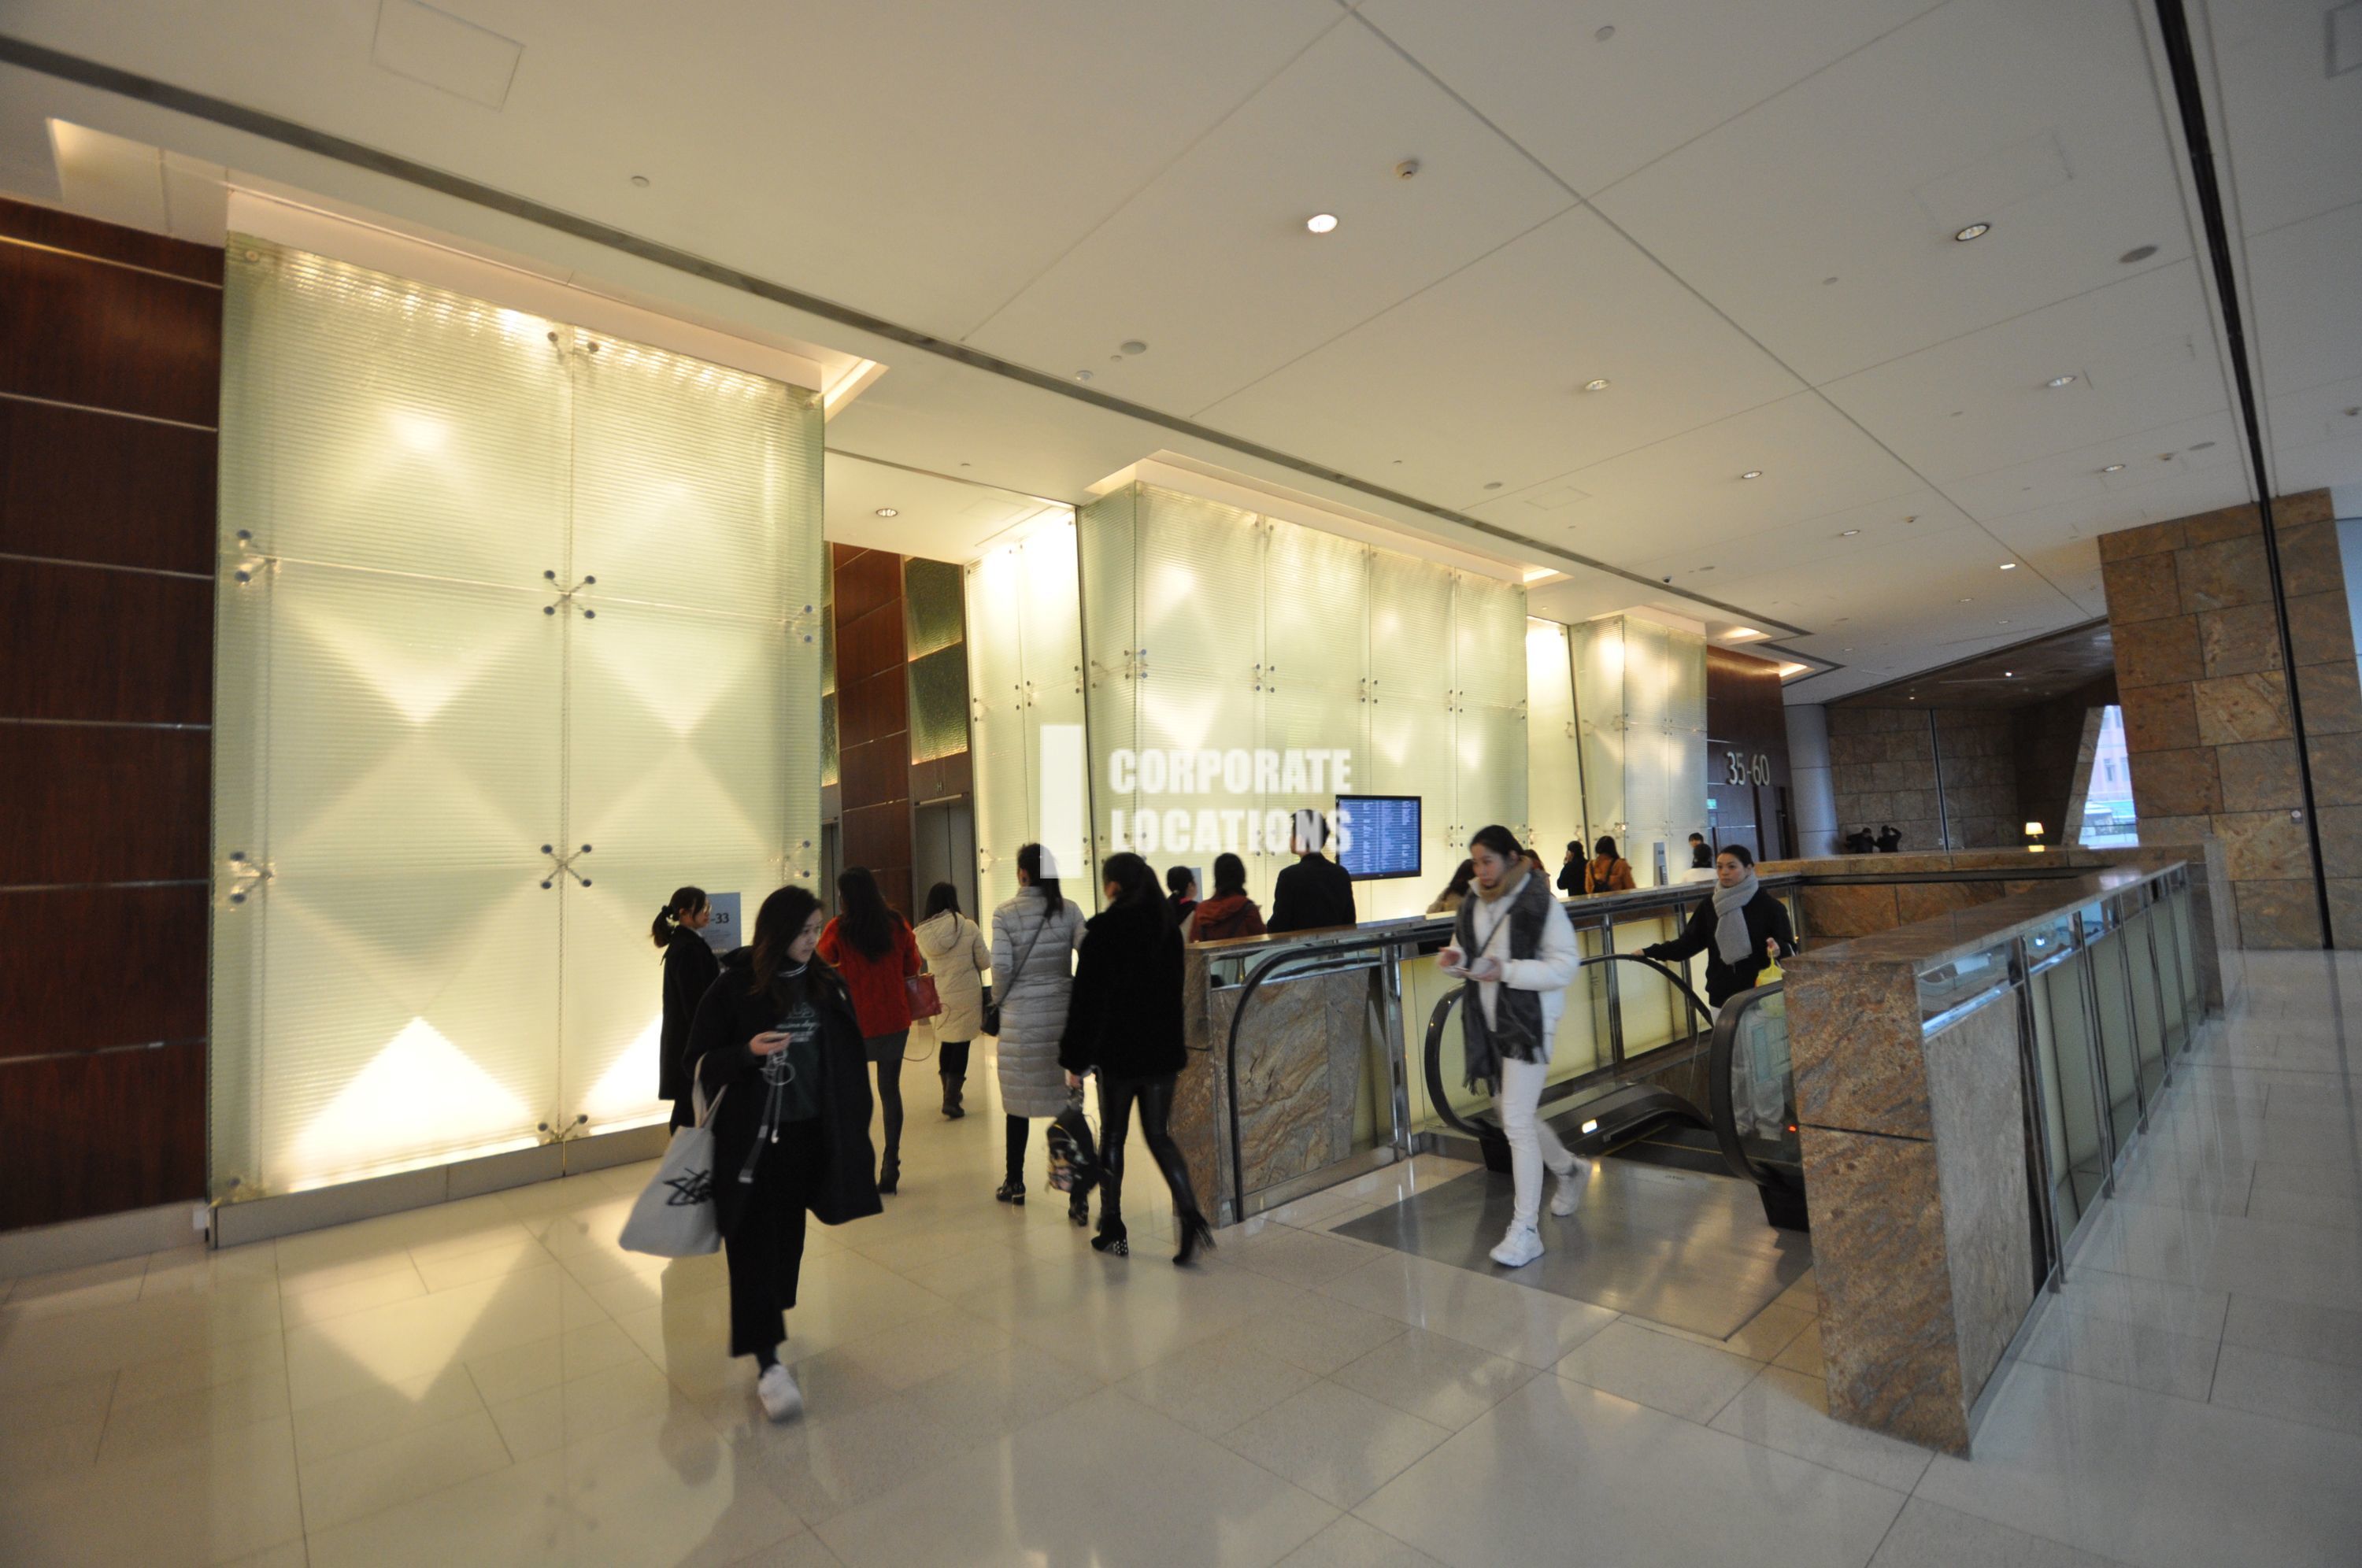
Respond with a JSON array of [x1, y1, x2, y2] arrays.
[[831, 545, 915, 917], [0, 198, 221, 1233], [1705, 645, 1796, 861]]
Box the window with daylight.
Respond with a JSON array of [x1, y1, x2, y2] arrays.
[[210, 238, 824, 1199], [2078, 705, 2139, 848]]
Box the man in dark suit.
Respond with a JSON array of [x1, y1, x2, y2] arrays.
[[1267, 809, 1357, 934]]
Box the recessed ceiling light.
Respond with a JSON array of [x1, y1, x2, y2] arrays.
[[1483, 480, 1503, 490], [628, 174, 650, 188], [1582, 378, 1610, 392], [1305, 213, 1339, 235], [1842, 646, 1855, 653], [2046, 374, 2077, 388], [1595, 24, 1616, 40], [2005, 671, 2014, 678], [2102, 463, 2127, 472], [1959, 597, 1973, 603], [1840, 528, 1861, 537], [1074, 369, 1093, 382], [1955, 223, 1991, 242], [1727, 627, 1765, 641], [1741, 470, 1764, 480], [2000, 562, 2018, 570], [2120, 244, 2157, 264], [1120, 340, 1148, 356], [875, 507, 898, 518]]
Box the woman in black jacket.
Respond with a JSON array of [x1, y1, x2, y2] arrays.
[[1639, 843, 1796, 1008], [655, 886, 722, 1131], [688, 883, 882, 1422], [1059, 852, 1212, 1265]]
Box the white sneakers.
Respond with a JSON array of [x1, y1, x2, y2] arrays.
[[1493, 1157, 1593, 1268], [756, 1363, 802, 1422], [1551, 1156, 1591, 1218], [1489, 1224, 1545, 1268]]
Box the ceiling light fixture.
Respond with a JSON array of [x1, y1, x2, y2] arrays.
[[2045, 375, 2077, 388], [1727, 627, 1765, 641], [1840, 528, 1861, 537], [1582, 378, 1610, 392], [1305, 213, 1339, 235], [1955, 223, 1991, 242], [1074, 369, 1093, 382], [2000, 562, 2018, 570], [1741, 470, 1764, 480], [628, 174, 650, 188], [875, 507, 898, 518], [1959, 597, 1973, 604], [1120, 340, 1148, 356], [1483, 480, 1503, 490], [2120, 244, 2157, 264], [2102, 463, 2127, 472], [1595, 24, 1616, 40]]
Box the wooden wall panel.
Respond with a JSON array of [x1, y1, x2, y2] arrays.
[[0, 242, 223, 427], [0, 727, 211, 884], [0, 886, 210, 1059], [0, 1043, 208, 1231], [0, 558, 214, 723], [0, 397, 218, 572], [0, 198, 220, 1233], [0, 198, 224, 283], [1707, 645, 1797, 860]]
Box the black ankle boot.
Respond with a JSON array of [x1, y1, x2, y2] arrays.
[[878, 1153, 900, 1196], [941, 1074, 964, 1119], [1068, 1189, 1090, 1228], [1173, 1212, 1214, 1267], [1091, 1219, 1128, 1256]]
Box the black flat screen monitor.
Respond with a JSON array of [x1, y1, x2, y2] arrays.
[[1336, 795, 1420, 881]]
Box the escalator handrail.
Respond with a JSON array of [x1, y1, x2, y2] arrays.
[[1420, 951, 1720, 1150], [1706, 980, 1795, 1191]]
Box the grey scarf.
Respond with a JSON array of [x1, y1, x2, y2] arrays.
[[1453, 869, 1553, 1093], [1710, 869, 1759, 967]]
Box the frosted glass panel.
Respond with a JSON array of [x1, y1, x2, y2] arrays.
[[1266, 523, 1367, 693], [909, 645, 970, 763], [1138, 487, 1261, 678], [1527, 619, 1583, 866], [1454, 574, 1527, 709], [1456, 704, 1528, 845], [967, 548, 1032, 911], [1371, 551, 1455, 702], [571, 346, 802, 619], [1366, 695, 1457, 901], [214, 235, 822, 1198], [220, 242, 568, 588], [1079, 491, 1139, 854]]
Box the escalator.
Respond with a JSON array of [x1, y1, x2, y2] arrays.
[[1422, 956, 1807, 1231]]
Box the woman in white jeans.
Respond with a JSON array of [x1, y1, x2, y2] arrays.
[[1438, 824, 1589, 1268]]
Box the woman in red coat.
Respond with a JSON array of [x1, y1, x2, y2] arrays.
[[816, 867, 922, 1195]]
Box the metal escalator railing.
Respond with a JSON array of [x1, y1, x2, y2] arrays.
[[1420, 957, 1810, 1231]]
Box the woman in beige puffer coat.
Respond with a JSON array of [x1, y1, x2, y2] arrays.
[[913, 882, 992, 1120], [988, 844, 1086, 1205]]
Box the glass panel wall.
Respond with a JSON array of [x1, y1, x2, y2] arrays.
[[1568, 615, 1709, 886], [212, 238, 822, 1197], [966, 518, 1087, 915], [1527, 619, 1584, 877]]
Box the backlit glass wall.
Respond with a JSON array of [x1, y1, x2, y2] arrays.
[[1526, 618, 1585, 877], [964, 518, 1089, 917], [211, 239, 823, 1197], [1071, 483, 1527, 921], [1571, 615, 1709, 887]]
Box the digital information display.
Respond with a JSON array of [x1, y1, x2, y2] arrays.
[[1337, 795, 1420, 881]]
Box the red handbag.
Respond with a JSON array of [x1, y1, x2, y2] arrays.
[[905, 972, 943, 1020]]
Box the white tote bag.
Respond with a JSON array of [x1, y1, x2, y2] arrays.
[[619, 1082, 728, 1258]]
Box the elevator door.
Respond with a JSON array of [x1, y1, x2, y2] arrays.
[[913, 798, 979, 921]]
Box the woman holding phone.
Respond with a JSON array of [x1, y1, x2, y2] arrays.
[[689, 884, 881, 1422], [1437, 825, 1587, 1270]]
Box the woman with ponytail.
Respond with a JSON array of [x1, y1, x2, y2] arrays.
[[654, 886, 721, 1131]]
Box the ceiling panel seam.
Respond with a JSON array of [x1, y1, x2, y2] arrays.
[[953, 9, 1352, 346], [0, 31, 1809, 637], [1346, 8, 2079, 619]]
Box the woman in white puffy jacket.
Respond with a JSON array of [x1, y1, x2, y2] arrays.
[[1437, 823, 1588, 1270], [988, 842, 1086, 1205], [913, 882, 992, 1120]]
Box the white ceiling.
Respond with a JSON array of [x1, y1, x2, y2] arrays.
[[0, 0, 2353, 703]]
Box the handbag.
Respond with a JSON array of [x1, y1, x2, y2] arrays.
[[1046, 1082, 1099, 1196], [619, 1078, 728, 1258], [979, 984, 997, 1037], [905, 971, 943, 1020]]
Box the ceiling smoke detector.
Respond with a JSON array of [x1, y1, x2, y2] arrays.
[[1394, 159, 1420, 180]]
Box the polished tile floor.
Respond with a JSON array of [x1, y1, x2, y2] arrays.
[[4, 952, 2360, 1566]]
